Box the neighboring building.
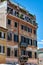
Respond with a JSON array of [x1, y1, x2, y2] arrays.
[[0, 0, 38, 65], [0, 27, 7, 63], [38, 48, 43, 65]]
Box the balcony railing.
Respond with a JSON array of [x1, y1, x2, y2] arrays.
[[20, 55, 28, 62], [7, 7, 38, 27], [20, 42, 28, 47]]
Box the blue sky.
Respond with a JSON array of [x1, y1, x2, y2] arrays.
[[12, 0, 43, 48]]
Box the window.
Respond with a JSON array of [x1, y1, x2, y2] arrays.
[[33, 21, 36, 25], [2, 32, 5, 38], [21, 36, 26, 43], [26, 38, 29, 44], [14, 11, 19, 17], [28, 39, 32, 45], [7, 32, 12, 41], [21, 36, 24, 42], [21, 25, 27, 31], [33, 40, 37, 47], [7, 7, 13, 14], [21, 50, 26, 55], [30, 28, 32, 33], [0, 32, 2, 38], [21, 25, 24, 30], [14, 49, 18, 57], [4, 33, 5, 38], [8, 19, 11, 25], [28, 51, 32, 58], [7, 47, 11, 56], [14, 22, 18, 27], [14, 34, 18, 42], [21, 36, 32, 46], [35, 52, 37, 58], [3, 46, 5, 53], [21, 25, 32, 33], [30, 39, 32, 45], [24, 26, 27, 31], [28, 28, 32, 33], [34, 30, 36, 35], [0, 46, 1, 53], [0, 32, 5, 39], [0, 45, 5, 53], [25, 16, 29, 22], [24, 37, 26, 43], [21, 36, 28, 47]]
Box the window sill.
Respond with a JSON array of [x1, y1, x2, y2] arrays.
[[0, 53, 5, 55], [0, 38, 5, 40]]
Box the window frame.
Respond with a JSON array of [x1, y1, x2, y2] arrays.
[[35, 52, 37, 58], [0, 31, 5, 39], [7, 6, 13, 14], [0, 45, 5, 54], [7, 32, 12, 41], [14, 48, 18, 57], [21, 25, 32, 33], [21, 50, 26, 55], [7, 47, 11, 57], [33, 40, 37, 47], [27, 51, 32, 58], [34, 30, 37, 35], [14, 22, 18, 28], [14, 34, 18, 42], [7, 19, 11, 26]]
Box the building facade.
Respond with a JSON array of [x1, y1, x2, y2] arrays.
[[38, 48, 43, 65], [0, 0, 38, 65], [0, 27, 7, 63]]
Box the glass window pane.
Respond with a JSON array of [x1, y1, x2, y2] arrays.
[[0, 46, 1, 53]]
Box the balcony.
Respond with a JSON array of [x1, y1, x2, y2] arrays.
[[7, 7, 13, 15], [19, 14, 24, 20], [7, 7, 38, 27], [33, 21, 38, 27], [20, 42, 28, 47], [20, 55, 28, 62]]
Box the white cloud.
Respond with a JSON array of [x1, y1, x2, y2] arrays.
[[38, 40, 43, 45], [41, 40, 43, 42]]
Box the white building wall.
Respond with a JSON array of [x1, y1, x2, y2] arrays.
[[0, 1, 7, 28]]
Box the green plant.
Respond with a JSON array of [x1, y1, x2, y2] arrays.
[[19, 14, 24, 20]]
